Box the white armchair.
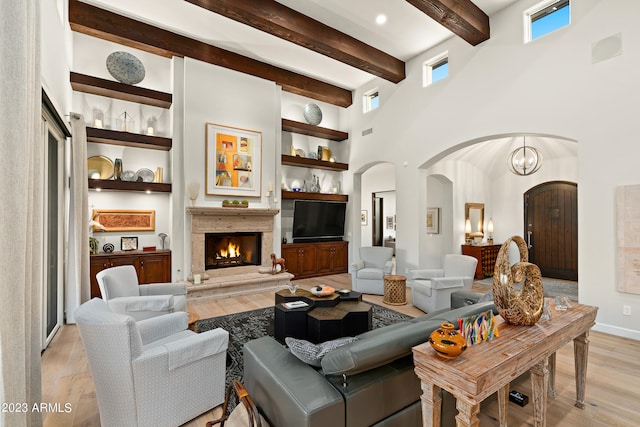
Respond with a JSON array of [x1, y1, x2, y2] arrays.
[[352, 246, 394, 295], [96, 265, 187, 320], [410, 254, 478, 313], [74, 298, 229, 427]]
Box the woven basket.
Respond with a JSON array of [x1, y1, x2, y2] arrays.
[[383, 275, 407, 306]]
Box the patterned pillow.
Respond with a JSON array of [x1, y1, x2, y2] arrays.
[[478, 290, 493, 303], [285, 336, 358, 367]]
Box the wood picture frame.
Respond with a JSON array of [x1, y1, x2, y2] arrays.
[[92, 209, 155, 232], [205, 122, 262, 198], [426, 207, 440, 234], [121, 236, 138, 251]]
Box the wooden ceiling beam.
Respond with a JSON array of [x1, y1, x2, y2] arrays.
[[185, 0, 405, 84], [406, 0, 490, 46], [68, 0, 352, 107]]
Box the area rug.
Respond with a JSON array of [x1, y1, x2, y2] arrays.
[[474, 277, 578, 301], [197, 303, 413, 406]]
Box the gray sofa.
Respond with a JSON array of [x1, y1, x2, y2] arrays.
[[244, 291, 496, 427]]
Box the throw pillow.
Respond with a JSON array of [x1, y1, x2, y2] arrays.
[[285, 336, 358, 367], [478, 290, 493, 303]]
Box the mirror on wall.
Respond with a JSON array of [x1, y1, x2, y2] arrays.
[[465, 203, 484, 240]]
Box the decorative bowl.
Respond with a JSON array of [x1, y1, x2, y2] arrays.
[[287, 284, 298, 294], [106, 51, 145, 85], [310, 285, 335, 297]]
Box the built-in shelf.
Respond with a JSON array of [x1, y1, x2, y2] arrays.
[[86, 127, 172, 151], [70, 72, 172, 109], [281, 191, 348, 202], [282, 118, 348, 141], [88, 179, 172, 193], [281, 154, 348, 171]]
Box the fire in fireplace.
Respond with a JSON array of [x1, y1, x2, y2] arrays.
[[205, 232, 262, 270]]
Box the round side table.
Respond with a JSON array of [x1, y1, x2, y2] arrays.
[[383, 275, 407, 305]]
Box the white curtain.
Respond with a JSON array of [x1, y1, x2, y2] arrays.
[[66, 115, 90, 323], [0, 1, 43, 426]]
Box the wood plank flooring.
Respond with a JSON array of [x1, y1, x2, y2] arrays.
[[41, 274, 640, 426]]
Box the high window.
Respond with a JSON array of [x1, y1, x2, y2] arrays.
[[423, 52, 449, 87], [525, 0, 570, 42], [363, 89, 379, 113]]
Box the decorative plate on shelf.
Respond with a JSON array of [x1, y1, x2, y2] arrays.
[[87, 156, 114, 179], [120, 170, 136, 181], [134, 168, 155, 183], [106, 51, 145, 85], [295, 148, 306, 158], [303, 103, 322, 125], [102, 243, 115, 253]]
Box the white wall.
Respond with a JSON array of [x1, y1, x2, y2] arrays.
[[346, 0, 640, 339]]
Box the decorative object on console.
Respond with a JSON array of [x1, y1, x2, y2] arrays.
[[270, 253, 286, 274], [458, 309, 499, 347], [492, 235, 544, 326], [120, 236, 138, 251], [303, 103, 322, 125], [426, 207, 439, 234], [428, 322, 467, 359], [508, 135, 542, 176], [105, 51, 146, 85], [102, 242, 115, 253], [92, 209, 155, 232], [465, 219, 472, 244], [89, 237, 99, 255], [158, 232, 168, 249], [206, 122, 262, 198]]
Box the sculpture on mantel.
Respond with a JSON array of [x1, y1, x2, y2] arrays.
[[271, 253, 287, 274]]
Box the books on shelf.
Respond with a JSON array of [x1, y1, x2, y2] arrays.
[[282, 300, 309, 309]]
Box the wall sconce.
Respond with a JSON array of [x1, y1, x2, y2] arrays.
[[187, 182, 199, 206], [487, 218, 494, 244], [265, 182, 278, 205], [465, 219, 472, 244]]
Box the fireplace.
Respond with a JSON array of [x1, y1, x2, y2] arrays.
[[205, 232, 262, 270]]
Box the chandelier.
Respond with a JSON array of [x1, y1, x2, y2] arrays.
[[508, 136, 542, 176]]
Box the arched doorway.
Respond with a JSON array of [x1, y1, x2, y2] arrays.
[[524, 181, 578, 280]]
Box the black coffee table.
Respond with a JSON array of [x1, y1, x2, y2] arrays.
[[274, 288, 372, 343]]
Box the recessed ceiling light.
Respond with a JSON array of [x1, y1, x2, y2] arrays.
[[376, 14, 387, 25]]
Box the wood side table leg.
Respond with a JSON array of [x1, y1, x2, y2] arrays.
[[454, 397, 480, 427], [420, 381, 442, 427], [530, 359, 549, 427], [548, 352, 556, 398], [497, 383, 509, 427], [574, 332, 590, 409]]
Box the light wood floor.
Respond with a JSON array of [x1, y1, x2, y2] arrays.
[[42, 274, 640, 426]]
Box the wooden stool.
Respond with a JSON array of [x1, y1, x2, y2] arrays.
[[188, 312, 199, 332], [383, 275, 407, 305]]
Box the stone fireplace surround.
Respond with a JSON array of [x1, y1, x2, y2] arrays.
[[186, 207, 292, 300]]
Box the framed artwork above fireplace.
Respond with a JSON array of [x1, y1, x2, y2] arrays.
[[205, 122, 262, 198]]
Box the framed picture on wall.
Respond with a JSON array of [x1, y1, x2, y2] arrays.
[[386, 216, 394, 229], [205, 122, 262, 198], [361, 210, 368, 226], [426, 208, 439, 234]]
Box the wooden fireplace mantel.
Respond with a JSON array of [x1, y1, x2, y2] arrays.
[[186, 207, 279, 217]]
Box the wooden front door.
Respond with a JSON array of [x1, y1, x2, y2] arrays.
[[524, 181, 578, 280]]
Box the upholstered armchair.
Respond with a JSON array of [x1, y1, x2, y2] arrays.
[[74, 298, 229, 427], [96, 265, 187, 320], [352, 246, 394, 295], [410, 254, 478, 313]]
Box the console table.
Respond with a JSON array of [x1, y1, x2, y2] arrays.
[[412, 300, 598, 427]]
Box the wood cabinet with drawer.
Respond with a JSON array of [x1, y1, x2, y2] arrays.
[[461, 244, 501, 280]]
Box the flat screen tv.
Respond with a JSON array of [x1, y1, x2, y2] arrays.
[[292, 200, 346, 242]]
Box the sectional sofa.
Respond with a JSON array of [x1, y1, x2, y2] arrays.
[[244, 291, 496, 427]]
